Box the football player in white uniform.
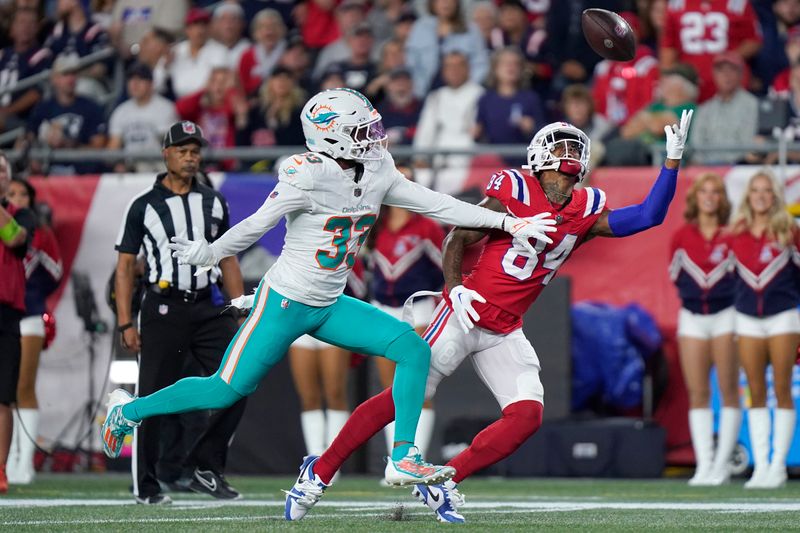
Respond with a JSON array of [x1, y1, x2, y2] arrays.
[[100, 88, 557, 516]]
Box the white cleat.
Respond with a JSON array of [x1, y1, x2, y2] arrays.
[[412, 480, 465, 523], [100, 389, 139, 459], [284, 455, 328, 521], [384, 447, 456, 487], [703, 465, 731, 486]]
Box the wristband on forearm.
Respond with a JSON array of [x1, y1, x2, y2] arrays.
[[0, 217, 22, 244]]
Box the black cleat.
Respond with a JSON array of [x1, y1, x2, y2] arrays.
[[135, 494, 173, 505], [189, 469, 242, 500]]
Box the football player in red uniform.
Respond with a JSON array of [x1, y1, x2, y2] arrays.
[[285, 110, 694, 523], [661, 0, 762, 102]]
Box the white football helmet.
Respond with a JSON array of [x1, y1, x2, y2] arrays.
[[523, 122, 591, 182], [300, 88, 388, 161]]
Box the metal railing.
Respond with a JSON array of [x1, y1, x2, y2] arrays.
[[0, 47, 116, 97]]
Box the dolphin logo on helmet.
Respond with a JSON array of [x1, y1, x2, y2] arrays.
[[300, 88, 388, 161]]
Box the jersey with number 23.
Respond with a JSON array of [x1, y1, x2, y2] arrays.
[[459, 169, 608, 334]]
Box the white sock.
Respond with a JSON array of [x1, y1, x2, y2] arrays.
[[384, 421, 395, 456], [414, 409, 435, 458], [16, 409, 38, 476], [7, 409, 21, 474], [747, 408, 771, 470], [712, 407, 742, 472], [689, 408, 714, 473], [325, 410, 349, 448], [771, 408, 796, 469], [300, 409, 326, 456]]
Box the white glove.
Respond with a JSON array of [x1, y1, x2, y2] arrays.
[[664, 109, 693, 160], [168, 226, 217, 270], [502, 212, 557, 256], [449, 285, 487, 334]]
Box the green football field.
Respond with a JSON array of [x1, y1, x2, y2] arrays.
[[4, 474, 800, 531]]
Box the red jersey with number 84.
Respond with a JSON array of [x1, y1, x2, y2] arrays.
[[447, 169, 608, 334]]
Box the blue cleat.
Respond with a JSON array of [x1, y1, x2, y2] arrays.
[[412, 480, 466, 523], [100, 389, 139, 458], [283, 455, 329, 521]]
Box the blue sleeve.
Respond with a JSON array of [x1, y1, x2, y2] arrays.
[[607, 166, 679, 237]]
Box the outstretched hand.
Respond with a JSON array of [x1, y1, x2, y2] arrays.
[[664, 109, 693, 161], [167, 226, 217, 271]]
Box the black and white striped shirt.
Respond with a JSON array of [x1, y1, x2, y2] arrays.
[[115, 174, 230, 291]]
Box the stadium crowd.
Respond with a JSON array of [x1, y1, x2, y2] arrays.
[[1, 0, 798, 174]]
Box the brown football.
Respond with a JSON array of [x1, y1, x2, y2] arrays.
[[581, 8, 636, 62]]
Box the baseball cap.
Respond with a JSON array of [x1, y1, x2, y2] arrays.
[[388, 66, 412, 80], [713, 51, 744, 70], [185, 7, 211, 25], [661, 63, 698, 86], [270, 65, 293, 78], [163, 121, 208, 148], [52, 53, 81, 74], [127, 62, 153, 80], [213, 3, 244, 19], [348, 22, 373, 37]]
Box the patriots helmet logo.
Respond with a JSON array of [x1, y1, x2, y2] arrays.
[[306, 104, 339, 132]]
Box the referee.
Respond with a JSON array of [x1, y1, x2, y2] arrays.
[[114, 121, 246, 505]]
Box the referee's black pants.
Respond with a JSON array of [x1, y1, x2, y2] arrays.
[[134, 289, 246, 498]]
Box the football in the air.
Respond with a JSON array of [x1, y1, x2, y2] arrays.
[[581, 8, 636, 62]]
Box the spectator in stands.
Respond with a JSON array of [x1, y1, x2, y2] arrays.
[[669, 172, 739, 487], [311, 1, 367, 81], [235, 66, 305, 148], [278, 34, 314, 92], [364, 38, 407, 106], [605, 63, 698, 166], [491, 0, 533, 52], [297, 0, 342, 52], [108, 0, 187, 59], [212, 2, 250, 69], [318, 64, 347, 91], [637, 0, 666, 52], [474, 47, 545, 166], [367, 0, 414, 49], [44, 0, 111, 89], [768, 26, 800, 97], [660, 0, 762, 102], [406, 0, 489, 98], [753, 0, 800, 95], [560, 84, 612, 170], [21, 54, 107, 174], [392, 10, 418, 45], [690, 52, 758, 165], [377, 68, 421, 145], [730, 170, 800, 490], [176, 66, 247, 156], [471, 1, 498, 47], [328, 23, 377, 94], [413, 51, 484, 169], [365, 164, 444, 459], [238, 8, 287, 96], [544, 0, 625, 96], [168, 8, 228, 99], [0, 8, 49, 133], [591, 11, 659, 128], [135, 28, 174, 96], [5, 177, 61, 486], [107, 63, 178, 172]]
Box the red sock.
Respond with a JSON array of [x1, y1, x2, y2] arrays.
[[447, 400, 543, 483], [315, 387, 395, 484]]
